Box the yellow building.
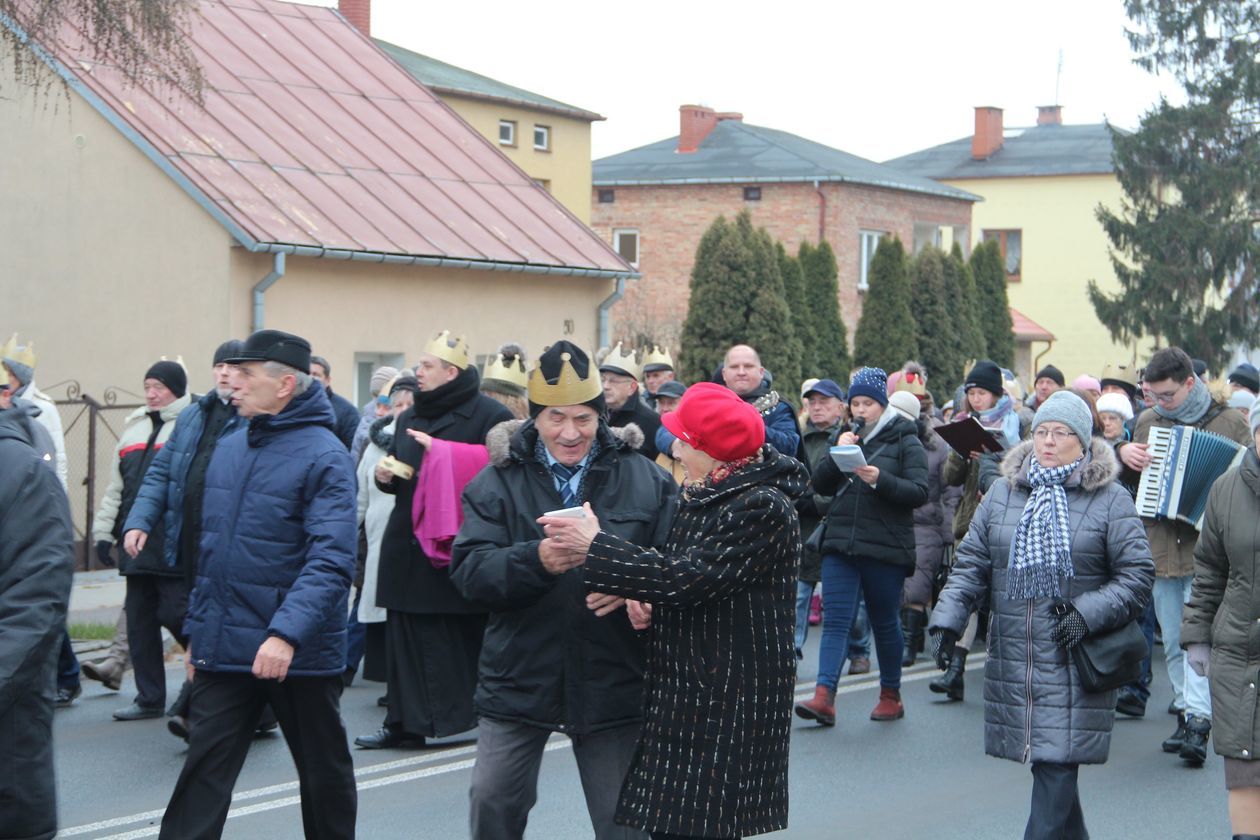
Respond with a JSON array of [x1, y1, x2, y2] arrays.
[[376, 40, 603, 223], [888, 106, 1151, 384]]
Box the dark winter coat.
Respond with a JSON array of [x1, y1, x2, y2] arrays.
[[930, 439, 1154, 765], [913, 423, 949, 551], [812, 412, 928, 569], [450, 419, 676, 734], [584, 445, 806, 838], [796, 418, 842, 582], [375, 388, 512, 615], [0, 411, 75, 840], [125, 392, 243, 570], [608, 396, 662, 460], [1183, 448, 1260, 760], [748, 392, 801, 458], [185, 382, 357, 677], [326, 387, 361, 451]]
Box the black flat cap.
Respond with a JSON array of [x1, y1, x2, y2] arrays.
[[221, 329, 312, 374]]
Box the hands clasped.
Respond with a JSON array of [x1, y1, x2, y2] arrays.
[[536, 502, 602, 575]]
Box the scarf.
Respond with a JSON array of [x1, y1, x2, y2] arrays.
[[683, 451, 763, 500], [963, 394, 1021, 447], [1007, 454, 1084, 600], [1153, 376, 1212, 424], [368, 415, 395, 452], [534, 435, 602, 504], [411, 366, 481, 419]]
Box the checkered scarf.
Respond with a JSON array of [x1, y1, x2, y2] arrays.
[[1007, 455, 1083, 600]]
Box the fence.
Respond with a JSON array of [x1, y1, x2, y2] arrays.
[[43, 381, 145, 571]]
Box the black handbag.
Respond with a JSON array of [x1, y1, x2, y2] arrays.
[[1069, 618, 1147, 693]]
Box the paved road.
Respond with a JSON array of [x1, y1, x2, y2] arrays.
[[55, 635, 1228, 839]]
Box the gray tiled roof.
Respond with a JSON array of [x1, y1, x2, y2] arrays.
[[375, 39, 604, 122], [884, 123, 1120, 179], [592, 121, 979, 202]]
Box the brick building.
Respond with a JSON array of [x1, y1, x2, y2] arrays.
[[591, 106, 978, 353]]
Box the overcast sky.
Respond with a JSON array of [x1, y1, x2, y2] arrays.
[[308, 0, 1182, 162]]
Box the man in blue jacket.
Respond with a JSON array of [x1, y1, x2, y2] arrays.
[[159, 330, 358, 840]]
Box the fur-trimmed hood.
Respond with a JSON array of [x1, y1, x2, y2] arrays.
[[999, 436, 1120, 492], [486, 417, 643, 468]]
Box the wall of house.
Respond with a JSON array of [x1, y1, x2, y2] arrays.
[[589, 181, 972, 369], [443, 95, 593, 224], [943, 173, 1153, 383]]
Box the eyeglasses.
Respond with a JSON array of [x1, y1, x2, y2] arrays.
[[1033, 428, 1076, 442], [1149, 386, 1185, 404]]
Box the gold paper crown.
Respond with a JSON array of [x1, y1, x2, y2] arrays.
[[484, 352, 529, 390], [1, 333, 36, 369], [642, 344, 674, 371], [528, 352, 602, 406], [600, 342, 641, 379], [423, 330, 469, 369], [1100, 362, 1137, 388], [894, 371, 927, 397]]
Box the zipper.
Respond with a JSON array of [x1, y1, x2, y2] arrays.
[[1022, 599, 1034, 764]]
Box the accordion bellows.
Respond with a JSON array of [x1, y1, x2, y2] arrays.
[[1136, 426, 1245, 529]]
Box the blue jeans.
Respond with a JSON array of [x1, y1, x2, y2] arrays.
[[58, 628, 80, 691], [795, 581, 871, 658], [817, 554, 904, 691], [1121, 600, 1156, 702]]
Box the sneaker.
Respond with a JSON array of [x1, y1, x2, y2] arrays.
[[1178, 715, 1211, 767], [55, 685, 81, 707], [1163, 713, 1189, 754], [1116, 689, 1147, 718]]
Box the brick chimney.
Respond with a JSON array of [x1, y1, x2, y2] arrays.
[[971, 106, 1004, 161], [677, 106, 742, 153], [339, 0, 370, 36], [1037, 104, 1063, 126]]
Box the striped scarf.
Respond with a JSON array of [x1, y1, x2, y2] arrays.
[[1007, 455, 1083, 600]]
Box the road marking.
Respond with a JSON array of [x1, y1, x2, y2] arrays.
[[69, 654, 988, 838]]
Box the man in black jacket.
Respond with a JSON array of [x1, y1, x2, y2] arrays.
[[0, 406, 75, 840], [451, 340, 676, 840], [310, 355, 360, 450], [599, 342, 661, 460]]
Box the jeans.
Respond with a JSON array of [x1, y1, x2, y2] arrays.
[[1025, 762, 1087, 839], [795, 582, 870, 658], [817, 554, 904, 691], [1153, 575, 1211, 718], [57, 629, 80, 691], [795, 581, 813, 652], [1121, 600, 1156, 702]]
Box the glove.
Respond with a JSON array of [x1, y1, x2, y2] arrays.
[[931, 628, 958, 670], [1050, 606, 1088, 649], [95, 540, 116, 569], [1186, 643, 1210, 678]]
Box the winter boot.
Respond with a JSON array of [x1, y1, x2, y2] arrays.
[[1178, 715, 1211, 766], [81, 656, 125, 692], [900, 608, 925, 667], [1162, 712, 1189, 754], [929, 648, 967, 701], [871, 687, 905, 721], [794, 685, 836, 727]]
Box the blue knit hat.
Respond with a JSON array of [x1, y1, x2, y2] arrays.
[[1032, 390, 1093, 445], [849, 367, 888, 407]]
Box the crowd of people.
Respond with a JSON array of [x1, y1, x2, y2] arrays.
[[5, 326, 1260, 839]]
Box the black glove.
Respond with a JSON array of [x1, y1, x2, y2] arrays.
[[1050, 605, 1088, 649], [95, 540, 116, 569], [931, 628, 958, 670]]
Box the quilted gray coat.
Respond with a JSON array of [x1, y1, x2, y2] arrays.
[[930, 438, 1154, 765]]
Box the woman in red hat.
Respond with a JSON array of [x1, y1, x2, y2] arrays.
[[541, 382, 808, 839]]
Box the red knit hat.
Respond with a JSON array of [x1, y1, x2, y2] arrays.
[[661, 382, 765, 461]]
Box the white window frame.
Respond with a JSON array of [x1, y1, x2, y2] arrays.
[[858, 230, 885, 291], [533, 124, 551, 151], [613, 228, 639, 268], [498, 120, 516, 146]]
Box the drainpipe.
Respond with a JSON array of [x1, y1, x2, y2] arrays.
[[597, 275, 628, 350], [1033, 339, 1054, 382], [814, 180, 826, 242], [251, 252, 286, 333]]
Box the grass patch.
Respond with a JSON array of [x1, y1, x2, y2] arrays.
[[68, 622, 115, 641]]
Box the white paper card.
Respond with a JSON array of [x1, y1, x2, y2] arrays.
[[829, 445, 867, 471], [542, 506, 588, 519]]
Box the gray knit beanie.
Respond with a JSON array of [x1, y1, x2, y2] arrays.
[[1032, 390, 1093, 445], [1250, 395, 1260, 438]]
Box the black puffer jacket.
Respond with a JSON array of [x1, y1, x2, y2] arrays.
[[450, 419, 676, 734], [812, 412, 928, 569], [608, 396, 662, 460]]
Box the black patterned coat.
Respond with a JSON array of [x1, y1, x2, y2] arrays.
[[583, 445, 807, 838]]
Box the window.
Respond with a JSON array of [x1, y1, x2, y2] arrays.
[[743, 186, 762, 202], [613, 229, 639, 267], [354, 351, 407, 408], [912, 222, 942, 254], [597, 189, 615, 204], [983, 229, 1023, 282], [498, 120, 516, 146], [858, 230, 885, 291], [533, 124, 551, 151]]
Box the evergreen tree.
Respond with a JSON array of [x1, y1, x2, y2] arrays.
[[678, 212, 800, 390], [910, 247, 959, 392], [853, 237, 918, 373], [970, 240, 1015, 368], [1087, 1, 1260, 369], [778, 242, 816, 376], [799, 240, 851, 380], [946, 242, 989, 386]]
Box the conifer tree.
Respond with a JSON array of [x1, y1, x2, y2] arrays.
[[778, 242, 816, 376], [799, 240, 850, 380], [946, 242, 989, 386], [970, 240, 1015, 369], [853, 237, 918, 373], [910, 247, 959, 392]]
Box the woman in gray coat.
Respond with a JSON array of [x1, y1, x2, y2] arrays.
[[930, 391, 1154, 840]]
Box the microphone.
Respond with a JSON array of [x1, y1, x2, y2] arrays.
[[849, 417, 867, 437]]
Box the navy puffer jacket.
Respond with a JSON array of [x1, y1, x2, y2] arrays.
[[185, 382, 357, 677]]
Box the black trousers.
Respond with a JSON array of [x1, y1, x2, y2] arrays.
[[1025, 762, 1088, 840], [160, 671, 356, 840], [124, 574, 189, 709]]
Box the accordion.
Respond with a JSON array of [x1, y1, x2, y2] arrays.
[[1135, 426, 1245, 530]]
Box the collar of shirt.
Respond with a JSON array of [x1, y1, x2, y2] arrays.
[[540, 444, 593, 498]]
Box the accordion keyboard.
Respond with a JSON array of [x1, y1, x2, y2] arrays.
[[1135, 426, 1173, 519]]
